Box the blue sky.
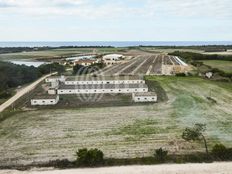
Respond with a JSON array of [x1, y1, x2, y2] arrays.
[[0, 0, 231, 41]]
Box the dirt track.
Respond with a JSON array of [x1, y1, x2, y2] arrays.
[[0, 73, 56, 113], [1, 162, 232, 174]]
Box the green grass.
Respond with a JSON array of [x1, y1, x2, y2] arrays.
[[0, 76, 231, 166], [201, 60, 232, 73]]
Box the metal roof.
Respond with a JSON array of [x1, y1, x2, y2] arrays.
[[134, 92, 157, 97], [65, 75, 143, 81], [58, 83, 147, 90]]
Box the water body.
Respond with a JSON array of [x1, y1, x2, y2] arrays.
[[0, 41, 232, 47], [9, 60, 48, 67]]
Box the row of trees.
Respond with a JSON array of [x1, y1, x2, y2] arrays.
[[0, 61, 65, 99], [169, 51, 232, 62]]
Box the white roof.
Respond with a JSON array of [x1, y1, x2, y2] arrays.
[[103, 54, 123, 59]]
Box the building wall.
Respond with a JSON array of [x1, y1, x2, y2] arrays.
[[31, 96, 59, 106], [57, 87, 148, 95], [132, 95, 157, 102], [65, 80, 145, 85]]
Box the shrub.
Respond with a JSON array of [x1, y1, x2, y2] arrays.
[[76, 148, 104, 166], [154, 148, 168, 162], [212, 144, 228, 160]]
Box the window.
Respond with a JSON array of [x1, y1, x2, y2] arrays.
[[42, 101, 45, 103], [119, 90, 121, 92], [138, 98, 140, 100], [69, 91, 71, 93], [107, 82, 110, 84], [50, 101, 53, 103], [94, 90, 97, 92], [144, 98, 147, 100], [143, 89, 145, 91], [135, 89, 137, 91], [152, 98, 155, 100], [34, 101, 37, 103]]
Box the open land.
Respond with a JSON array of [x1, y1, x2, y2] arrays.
[[0, 76, 231, 166], [201, 60, 232, 73]]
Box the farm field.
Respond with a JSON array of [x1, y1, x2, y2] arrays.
[[100, 55, 188, 76], [202, 60, 232, 73], [0, 76, 232, 166]]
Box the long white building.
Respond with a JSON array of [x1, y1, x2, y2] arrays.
[[64, 76, 145, 85], [57, 83, 148, 95]]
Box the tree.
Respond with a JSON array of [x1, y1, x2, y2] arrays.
[[76, 148, 104, 166], [182, 123, 209, 157], [212, 144, 227, 160], [154, 148, 168, 162]]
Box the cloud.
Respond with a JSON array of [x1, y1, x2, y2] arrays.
[[0, 0, 231, 20]]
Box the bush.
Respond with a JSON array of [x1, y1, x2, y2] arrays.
[[212, 144, 230, 160], [76, 148, 104, 166], [154, 148, 168, 162]]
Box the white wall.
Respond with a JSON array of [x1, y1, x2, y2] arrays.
[[65, 80, 145, 85], [57, 87, 148, 95], [31, 96, 59, 106], [132, 95, 157, 102]]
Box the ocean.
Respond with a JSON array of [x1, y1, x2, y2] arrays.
[[0, 41, 232, 47]]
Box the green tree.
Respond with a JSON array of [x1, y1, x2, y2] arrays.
[[182, 123, 209, 157], [76, 148, 104, 166], [154, 148, 168, 162], [212, 144, 227, 160]]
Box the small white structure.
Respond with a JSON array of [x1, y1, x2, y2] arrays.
[[102, 54, 124, 66], [57, 84, 148, 95], [31, 95, 59, 106], [205, 72, 213, 79], [45, 76, 66, 83], [48, 88, 57, 95], [132, 92, 157, 102]]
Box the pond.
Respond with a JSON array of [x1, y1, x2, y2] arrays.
[[9, 60, 49, 67]]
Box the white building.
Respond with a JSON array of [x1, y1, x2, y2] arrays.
[[31, 95, 59, 106], [102, 54, 124, 66], [64, 76, 145, 85], [57, 83, 148, 95], [45, 76, 66, 83], [132, 92, 157, 102]]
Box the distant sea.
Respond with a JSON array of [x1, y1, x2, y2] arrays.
[[0, 41, 232, 47]]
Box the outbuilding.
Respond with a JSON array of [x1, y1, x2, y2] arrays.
[[132, 92, 157, 102], [31, 95, 59, 106]]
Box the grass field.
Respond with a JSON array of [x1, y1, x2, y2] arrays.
[[0, 47, 125, 60], [0, 76, 232, 166], [201, 60, 232, 73]]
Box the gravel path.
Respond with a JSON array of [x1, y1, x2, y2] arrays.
[[1, 162, 232, 174]]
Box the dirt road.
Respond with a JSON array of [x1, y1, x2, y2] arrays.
[[0, 73, 56, 113], [0, 162, 231, 174]]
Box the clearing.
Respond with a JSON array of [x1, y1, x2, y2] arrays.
[[0, 76, 231, 166]]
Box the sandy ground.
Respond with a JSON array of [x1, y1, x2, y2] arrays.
[[1, 162, 232, 174]]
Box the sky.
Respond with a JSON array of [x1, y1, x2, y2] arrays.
[[0, 0, 232, 41]]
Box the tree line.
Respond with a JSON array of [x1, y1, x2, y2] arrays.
[[0, 61, 65, 99], [169, 51, 232, 62]]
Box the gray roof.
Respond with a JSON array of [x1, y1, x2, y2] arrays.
[[65, 75, 143, 81], [58, 83, 147, 90], [134, 92, 157, 97], [32, 95, 58, 100]]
